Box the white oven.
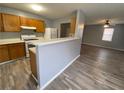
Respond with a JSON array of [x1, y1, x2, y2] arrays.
[[21, 35, 38, 57]]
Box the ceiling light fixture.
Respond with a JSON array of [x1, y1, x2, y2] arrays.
[[104, 20, 110, 28], [31, 5, 42, 11]]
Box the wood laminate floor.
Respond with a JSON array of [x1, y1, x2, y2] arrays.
[[0, 44, 124, 90], [45, 45, 124, 90], [0, 58, 37, 90]]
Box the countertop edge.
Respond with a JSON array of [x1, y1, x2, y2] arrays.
[[35, 38, 81, 47]]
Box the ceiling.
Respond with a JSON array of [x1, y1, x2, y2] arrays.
[[1, 3, 124, 25]]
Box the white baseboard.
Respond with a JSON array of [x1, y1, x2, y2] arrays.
[[0, 57, 26, 66], [40, 55, 80, 90], [83, 43, 124, 52], [31, 74, 38, 83]]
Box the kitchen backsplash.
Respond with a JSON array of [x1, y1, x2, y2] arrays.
[[0, 29, 44, 39]]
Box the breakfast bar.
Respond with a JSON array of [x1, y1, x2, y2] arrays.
[[29, 38, 81, 89]]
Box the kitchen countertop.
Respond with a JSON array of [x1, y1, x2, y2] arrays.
[[28, 37, 79, 54], [30, 37, 80, 46], [0, 38, 24, 45], [29, 47, 36, 54], [0, 37, 44, 45], [0, 37, 78, 46]]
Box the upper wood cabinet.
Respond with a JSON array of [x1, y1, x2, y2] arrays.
[[0, 13, 3, 32], [2, 13, 20, 32], [28, 18, 36, 27], [0, 13, 45, 32], [33, 19, 45, 32], [0, 45, 10, 63], [20, 16, 28, 26], [70, 16, 76, 33], [20, 16, 34, 27], [20, 16, 45, 32]]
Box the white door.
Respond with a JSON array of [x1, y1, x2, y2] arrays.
[[44, 28, 52, 39], [51, 28, 58, 39]]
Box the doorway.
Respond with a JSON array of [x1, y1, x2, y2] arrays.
[[60, 23, 70, 38]]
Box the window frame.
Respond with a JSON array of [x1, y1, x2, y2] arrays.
[[102, 28, 114, 42]]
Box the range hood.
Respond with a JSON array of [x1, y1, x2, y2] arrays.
[[20, 26, 36, 30]]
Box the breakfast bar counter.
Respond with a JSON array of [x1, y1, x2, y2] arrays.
[[29, 37, 81, 89]]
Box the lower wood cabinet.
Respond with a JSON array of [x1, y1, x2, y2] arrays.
[[0, 45, 10, 63], [8, 43, 26, 60], [0, 42, 26, 63], [29, 49, 37, 79]]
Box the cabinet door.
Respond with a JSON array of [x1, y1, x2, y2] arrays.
[[2, 13, 20, 32], [20, 16, 28, 26], [20, 16, 35, 27], [27, 18, 36, 27], [29, 50, 37, 78], [70, 16, 76, 33], [8, 43, 26, 60], [0, 45, 10, 63], [0, 13, 3, 32], [34, 20, 45, 32]]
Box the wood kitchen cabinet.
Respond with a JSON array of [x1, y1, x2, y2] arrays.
[[0, 13, 45, 32], [33, 19, 45, 32], [0, 13, 3, 32], [70, 16, 76, 34], [8, 43, 26, 60], [20, 16, 34, 27], [0, 43, 26, 63], [0, 45, 10, 63], [28, 19, 36, 27], [2, 13, 20, 32], [20, 16, 45, 32], [29, 49, 37, 78], [20, 16, 28, 26]]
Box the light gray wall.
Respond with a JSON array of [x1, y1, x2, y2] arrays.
[[75, 10, 85, 40], [83, 24, 124, 50], [53, 11, 77, 37], [0, 6, 53, 39]]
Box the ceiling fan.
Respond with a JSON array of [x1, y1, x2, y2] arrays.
[[104, 19, 110, 28]]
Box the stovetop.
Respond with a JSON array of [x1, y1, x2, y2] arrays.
[[24, 39, 39, 41]]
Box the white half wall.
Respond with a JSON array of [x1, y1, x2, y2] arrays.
[[36, 38, 81, 89]]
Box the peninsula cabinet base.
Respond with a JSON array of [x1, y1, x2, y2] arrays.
[[29, 49, 37, 79]]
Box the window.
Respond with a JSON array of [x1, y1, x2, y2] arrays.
[[102, 28, 114, 41]]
